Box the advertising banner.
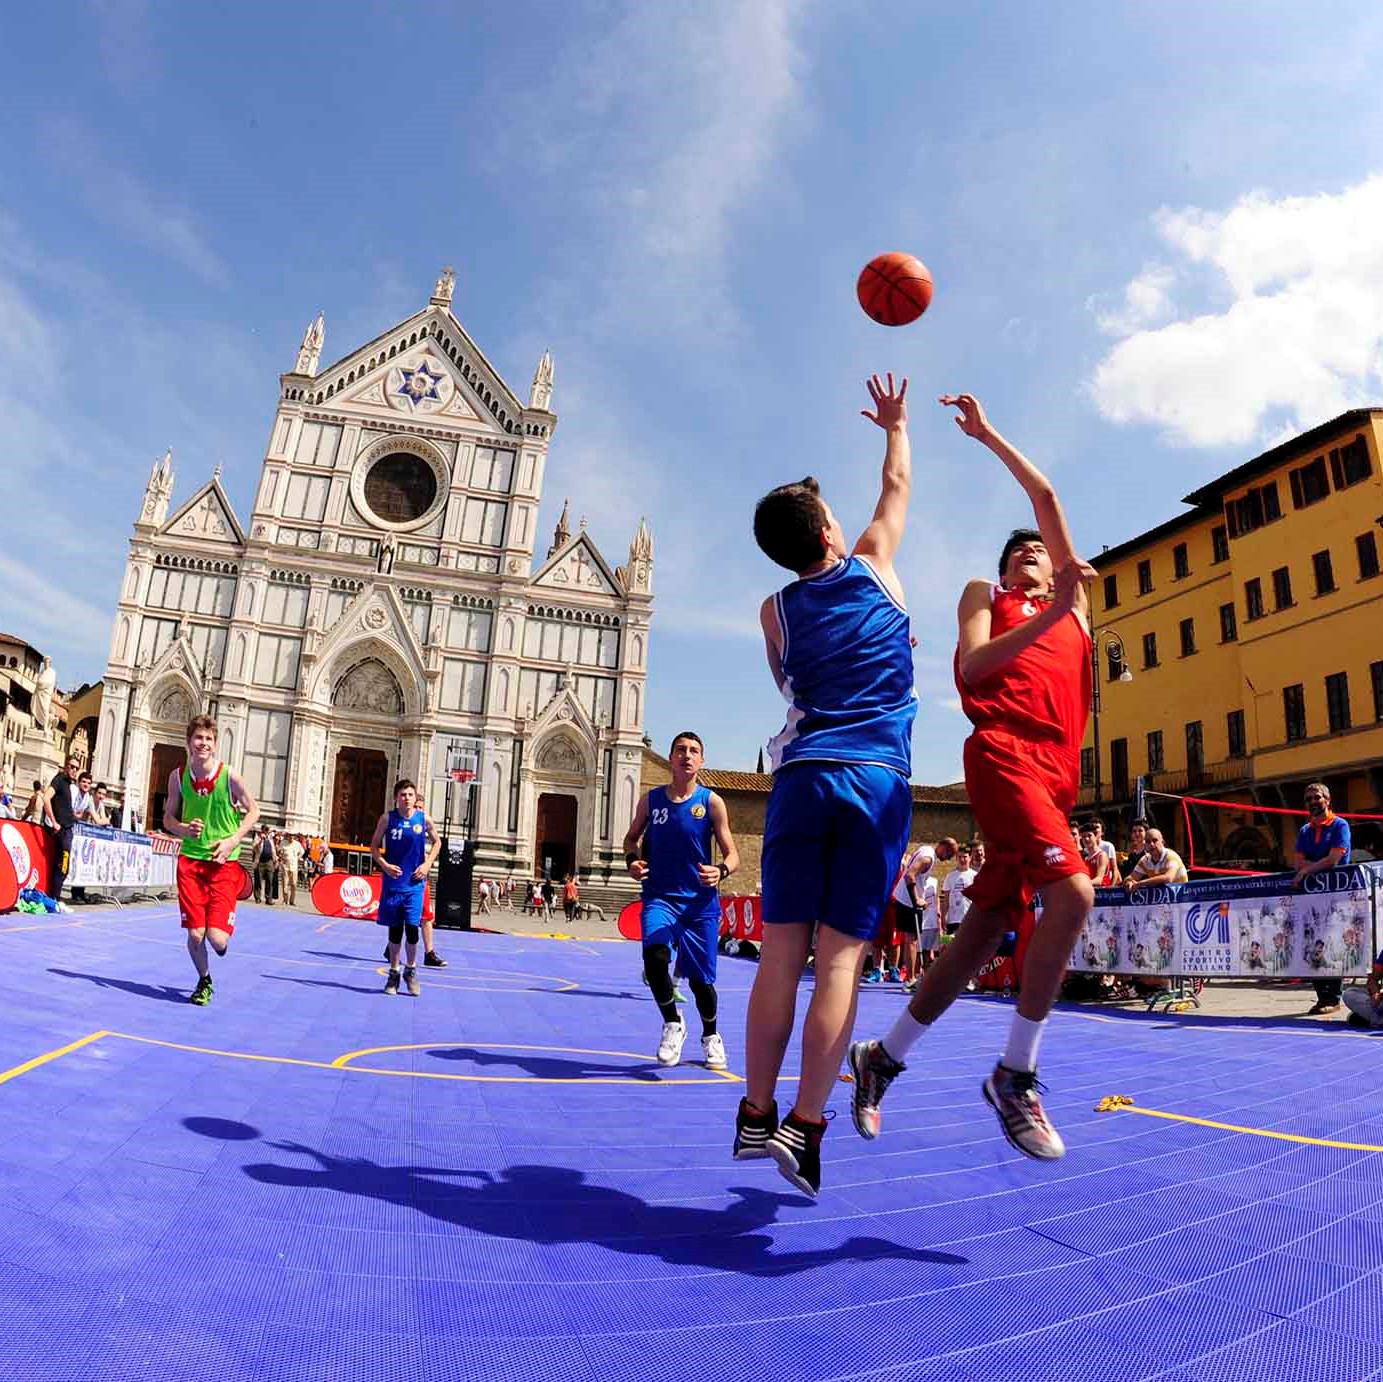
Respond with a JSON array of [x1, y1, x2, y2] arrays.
[[66, 824, 177, 890], [1, 820, 55, 895], [311, 871, 434, 921], [1068, 865, 1380, 978], [720, 895, 763, 943]]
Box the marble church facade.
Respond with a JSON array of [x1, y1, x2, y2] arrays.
[[93, 269, 654, 884]]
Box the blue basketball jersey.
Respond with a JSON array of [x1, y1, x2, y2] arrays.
[[642, 784, 718, 910], [382, 808, 427, 895], [767, 555, 916, 776]]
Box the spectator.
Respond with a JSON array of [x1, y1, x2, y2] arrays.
[[477, 878, 491, 914], [1086, 815, 1121, 883], [1079, 825, 1114, 885], [970, 839, 985, 873], [1124, 828, 1188, 891], [73, 772, 95, 822], [912, 847, 941, 978], [43, 756, 81, 902], [0, 790, 14, 820], [321, 843, 334, 875], [88, 783, 113, 826], [1124, 818, 1149, 875], [280, 831, 303, 906], [1293, 782, 1351, 1016], [563, 873, 580, 922], [1343, 946, 1383, 1029], [940, 841, 976, 937], [23, 779, 46, 824], [253, 824, 279, 904]]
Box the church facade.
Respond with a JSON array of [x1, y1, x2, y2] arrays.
[[93, 269, 654, 884]]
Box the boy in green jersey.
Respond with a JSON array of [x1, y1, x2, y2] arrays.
[[163, 715, 260, 1005]]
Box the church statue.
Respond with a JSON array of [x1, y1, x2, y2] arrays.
[[32, 656, 56, 732]]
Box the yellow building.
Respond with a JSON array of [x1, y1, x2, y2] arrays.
[[1081, 408, 1383, 868]]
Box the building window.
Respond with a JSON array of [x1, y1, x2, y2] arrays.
[[1219, 602, 1237, 643], [508, 739, 523, 833], [1179, 618, 1196, 657], [282, 473, 330, 522], [1080, 747, 1095, 787], [1142, 632, 1158, 668], [461, 498, 508, 546], [1326, 672, 1351, 733], [1245, 578, 1264, 621], [1357, 532, 1380, 580], [1227, 709, 1246, 758], [446, 607, 494, 652], [439, 659, 488, 713], [1373, 661, 1383, 722], [294, 421, 342, 468], [1312, 549, 1336, 596], [1211, 525, 1230, 563], [1227, 482, 1281, 537], [1173, 543, 1189, 579], [470, 445, 516, 493], [522, 616, 620, 669], [136, 617, 180, 665], [252, 634, 302, 690], [1330, 434, 1372, 490], [1110, 738, 1129, 798], [243, 709, 291, 808], [1103, 573, 1118, 609], [574, 674, 617, 728], [1283, 683, 1306, 743], [1288, 456, 1330, 509], [1272, 566, 1293, 610], [1146, 730, 1164, 773], [1186, 720, 1204, 776], [262, 582, 309, 628], [1137, 559, 1153, 595]]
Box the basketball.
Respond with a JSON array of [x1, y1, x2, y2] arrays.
[[857, 252, 933, 327]]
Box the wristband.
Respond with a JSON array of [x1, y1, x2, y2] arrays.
[[718, 863, 731, 881], [625, 852, 639, 869]]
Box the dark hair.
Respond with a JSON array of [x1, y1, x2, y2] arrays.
[[670, 731, 704, 754], [78, 771, 92, 783], [31, 779, 41, 791], [1130, 817, 1148, 829], [393, 778, 417, 796], [753, 476, 829, 573], [95, 782, 107, 792], [998, 528, 1044, 579]]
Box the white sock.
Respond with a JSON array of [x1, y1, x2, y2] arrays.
[[882, 1008, 929, 1063], [1001, 1014, 1046, 1073]]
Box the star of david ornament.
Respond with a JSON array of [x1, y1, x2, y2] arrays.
[[398, 359, 443, 407]]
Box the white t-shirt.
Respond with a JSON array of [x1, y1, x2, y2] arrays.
[[915, 874, 939, 933], [321, 848, 334, 873], [891, 850, 935, 906], [943, 867, 976, 928], [281, 838, 303, 871]]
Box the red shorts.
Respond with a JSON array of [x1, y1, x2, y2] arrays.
[[177, 856, 241, 935], [963, 728, 1085, 925]]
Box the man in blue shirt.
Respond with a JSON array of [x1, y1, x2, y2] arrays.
[[1293, 781, 1351, 1016]]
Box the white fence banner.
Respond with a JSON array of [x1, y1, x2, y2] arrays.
[[67, 824, 178, 890]]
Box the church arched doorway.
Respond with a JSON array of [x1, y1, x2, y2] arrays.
[[535, 792, 578, 881]]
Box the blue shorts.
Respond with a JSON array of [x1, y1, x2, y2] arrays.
[[641, 896, 720, 985], [761, 761, 912, 940], [377, 885, 424, 929]]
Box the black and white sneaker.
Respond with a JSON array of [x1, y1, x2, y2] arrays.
[[847, 1039, 906, 1141], [733, 1097, 778, 1160], [384, 968, 400, 996], [424, 951, 448, 968], [766, 1111, 831, 1197]]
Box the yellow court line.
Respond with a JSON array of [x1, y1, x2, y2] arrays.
[[1106, 1102, 1383, 1153], [0, 1030, 109, 1086]]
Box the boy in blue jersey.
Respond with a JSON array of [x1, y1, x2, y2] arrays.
[[1294, 781, 1352, 1015], [735, 373, 916, 1196], [623, 732, 741, 1070], [370, 779, 441, 997]]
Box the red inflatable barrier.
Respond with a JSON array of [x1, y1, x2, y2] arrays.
[[0, 820, 56, 896], [236, 864, 254, 902], [719, 895, 763, 942], [0, 836, 18, 912], [973, 906, 1037, 993], [310, 870, 433, 921]]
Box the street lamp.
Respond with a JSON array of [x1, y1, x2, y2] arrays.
[[1090, 629, 1133, 808]]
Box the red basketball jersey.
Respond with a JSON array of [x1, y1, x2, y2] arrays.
[[954, 585, 1092, 750]]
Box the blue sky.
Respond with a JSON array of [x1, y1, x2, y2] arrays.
[[4, 1, 1383, 784]]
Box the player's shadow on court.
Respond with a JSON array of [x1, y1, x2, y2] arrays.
[[425, 1046, 667, 1081], [226, 1135, 967, 1277], [263, 973, 385, 996], [48, 968, 189, 1004]]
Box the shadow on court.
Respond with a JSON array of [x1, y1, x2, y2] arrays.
[[424, 1045, 668, 1081], [191, 1120, 967, 1277], [263, 973, 385, 996], [48, 967, 189, 1004]]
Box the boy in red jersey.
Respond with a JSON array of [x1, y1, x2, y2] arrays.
[[849, 393, 1097, 1160]]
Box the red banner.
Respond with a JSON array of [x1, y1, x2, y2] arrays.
[[0, 836, 17, 912], [0, 820, 55, 896], [310, 871, 433, 921], [720, 894, 763, 942]]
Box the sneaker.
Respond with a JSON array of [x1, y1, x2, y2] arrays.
[[701, 1033, 728, 1070], [189, 975, 213, 1006], [864, 968, 882, 985], [403, 965, 420, 997], [424, 951, 448, 968], [673, 986, 688, 1004], [982, 1064, 1066, 1160], [1308, 1001, 1341, 1016], [656, 1019, 688, 1066], [848, 1039, 906, 1140], [767, 1111, 830, 1197], [902, 979, 917, 994], [886, 967, 902, 983], [384, 968, 401, 996], [733, 1096, 778, 1160]]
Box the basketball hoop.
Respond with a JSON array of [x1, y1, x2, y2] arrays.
[[450, 769, 476, 784]]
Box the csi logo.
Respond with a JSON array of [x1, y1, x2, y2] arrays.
[[0, 822, 34, 889], [340, 876, 372, 908], [1185, 901, 1231, 945], [1302, 870, 1356, 895]]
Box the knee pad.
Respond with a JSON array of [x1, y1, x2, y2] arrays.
[[388, 922, 405, 945], [642, 943, 672, 971], [405, 922, 420, 946]]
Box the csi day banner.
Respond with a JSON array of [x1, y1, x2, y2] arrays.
[[1069, 865, 1381, 979], [66, 824, 178, 890]]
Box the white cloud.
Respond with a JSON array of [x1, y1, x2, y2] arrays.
[[1089, 174, 1383, 447], [0, 552, 113, 656], [1090, 263, 1175, 336]]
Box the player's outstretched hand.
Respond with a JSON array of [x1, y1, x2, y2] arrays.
[[938, 393, 994, 440], [861, 373, 908, 430], [1051, 558, 1097, 612]]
